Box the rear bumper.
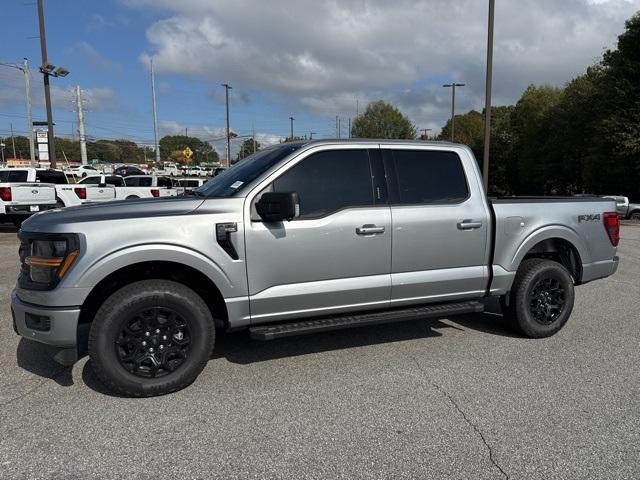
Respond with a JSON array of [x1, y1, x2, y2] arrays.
[[581, 256, 619, 284], [11, 290, 80, 347], [5, 203, 57, 215]]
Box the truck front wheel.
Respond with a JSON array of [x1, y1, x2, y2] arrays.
[[502, 258, 575, 338], [88, 280, 214, 397]]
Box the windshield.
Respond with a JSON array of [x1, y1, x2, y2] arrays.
[[195, 143, 304, 198]]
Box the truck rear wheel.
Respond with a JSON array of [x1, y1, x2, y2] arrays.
[[502, 258, 575, 338], [88, 280, 214, 397]]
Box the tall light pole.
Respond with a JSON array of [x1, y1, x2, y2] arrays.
[[37, 0, 70, 169], [222, 83, 232, 164], [420, 128, 433, 139], [309, 131, 316, 139], [75, 85, 88, 165], [150, 58, 161, 168], [289, 116, 294, 140], [482, 0, 496, 191], [443, 83, 465, 142]]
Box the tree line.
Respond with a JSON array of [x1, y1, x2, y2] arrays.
[[352, 12, 640, 201]]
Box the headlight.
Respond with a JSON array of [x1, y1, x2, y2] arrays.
[[19, 234, 80, 290]]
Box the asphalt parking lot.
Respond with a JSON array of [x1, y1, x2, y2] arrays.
[[0, 224, 638, 480]]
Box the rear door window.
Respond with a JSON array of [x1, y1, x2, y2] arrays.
[[390, 150, 469, 205], [35, 170, 68, 184]]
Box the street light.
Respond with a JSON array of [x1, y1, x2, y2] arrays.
[[289, 116, 295, 140], [482, 0, 496, 191], [0, 59, 36, 165], [443, 83, 465, 142], [37, 0, 70, 169]]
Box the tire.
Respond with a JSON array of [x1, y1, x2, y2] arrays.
[[629, 211, 640, 221], [88, 280, 214, 397], [55, 200, 65, 209], [81, 172, 87, 178], [125, 195, 139, 200], [501, 258, 575, 338]]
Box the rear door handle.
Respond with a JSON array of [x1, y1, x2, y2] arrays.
[[356, 224, 385, 235], [457, 220, 483, 230]]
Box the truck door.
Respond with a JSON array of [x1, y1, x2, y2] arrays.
[[244, 146, 391, 324], [383, 146, 490, 306]]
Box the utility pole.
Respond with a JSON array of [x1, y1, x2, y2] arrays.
[[75, 85, 88, 165], [289, 116, 294, 140], [185, 127, 188, 138], [222, 83, 232, 164], [150, 58, 161, 168], [309, 131, 316, 139], [10, 123, 16, 158], [335, 116, 339, 138], [348, 118, 351, 138], [421, 128, 433, 139], [482, 0, 496, 191], [252, 123, 256, 153], [37, 0, 56, 168], [23, 59, 35, 166], [443, 83, 465, 142], [337, 118, 341, 139]]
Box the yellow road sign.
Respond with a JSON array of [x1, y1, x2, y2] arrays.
[[183, 147, 193, 159]]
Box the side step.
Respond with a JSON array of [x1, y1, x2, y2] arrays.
[[249, 301, 484, 341]]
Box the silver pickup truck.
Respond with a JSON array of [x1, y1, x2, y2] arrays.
[[11, 140, 620, 396]]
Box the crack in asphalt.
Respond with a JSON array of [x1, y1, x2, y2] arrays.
[[408, 355, 509, 480], [0, 367, 68, 407]]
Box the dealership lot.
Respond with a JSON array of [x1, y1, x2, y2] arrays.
[[0, 224, 639, 479]]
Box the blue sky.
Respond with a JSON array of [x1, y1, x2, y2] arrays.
[[1, 0, 638, 159]]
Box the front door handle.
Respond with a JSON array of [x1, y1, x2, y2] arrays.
[[356, 224, 385, 235], [457, 220, 483, 230]]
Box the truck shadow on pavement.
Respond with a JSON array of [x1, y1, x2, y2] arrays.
[[16, 310, 518, 396]]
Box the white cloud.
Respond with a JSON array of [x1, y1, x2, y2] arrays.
[[126, 0, 640, 130]]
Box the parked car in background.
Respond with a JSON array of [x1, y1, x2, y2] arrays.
[[6, 168, 116, 208], [176, 177, 207, 193], [114, 165, 146, 177], [154, 162, 180, 176], [10, 140, 620, 396], [185, 165, 205, 177], [66, 165, 99, 179], [602, 195, 640, 220], [201, 166, 213, 177], [0, 168, 57, 227], [79, 174, 178, 199]]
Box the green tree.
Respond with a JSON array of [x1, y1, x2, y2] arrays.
[[351, 101, 416, 139], [236, 138, 261, 161], [159, 135, 216, 165]]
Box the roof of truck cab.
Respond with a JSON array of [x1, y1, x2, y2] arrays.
[[286, 139, 460, 148]]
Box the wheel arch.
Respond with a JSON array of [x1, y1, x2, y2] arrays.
[[511, 228, 586, 283], [77, 260, 229, 356]]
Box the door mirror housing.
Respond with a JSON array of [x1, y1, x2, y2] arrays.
[[256, 192, 300, 222]]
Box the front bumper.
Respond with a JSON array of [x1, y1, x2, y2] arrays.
[[11, 290, 80, 347]]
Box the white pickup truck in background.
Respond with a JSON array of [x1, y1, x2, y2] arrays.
[[5, 168, 116, 208], [78, 174, 180, 199], [0, 168, 57, 227]]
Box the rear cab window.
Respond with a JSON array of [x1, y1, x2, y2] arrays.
[[0, 170, 29, 183], [35, 170, 68, 185]]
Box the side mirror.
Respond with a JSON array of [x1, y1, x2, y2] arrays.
[[256, 192, 300, 222]]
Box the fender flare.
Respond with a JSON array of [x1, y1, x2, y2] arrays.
[[510, 225, 590, 273], [74, 243, 236, 299]]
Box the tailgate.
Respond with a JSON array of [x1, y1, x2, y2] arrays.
[[85, 185, 116, 202], [159, 188, 178, 197], [6, 183, 56, 205]]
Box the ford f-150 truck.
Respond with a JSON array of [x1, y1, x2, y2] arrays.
[[0, 168, 57, 227], [11, 140, 620, 397], [4, 168, 116, 208]]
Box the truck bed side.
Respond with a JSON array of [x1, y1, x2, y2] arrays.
[[489, 197, 618, 294]]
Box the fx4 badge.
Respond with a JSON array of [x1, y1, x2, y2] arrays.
[[578, 214, 601, 223]]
